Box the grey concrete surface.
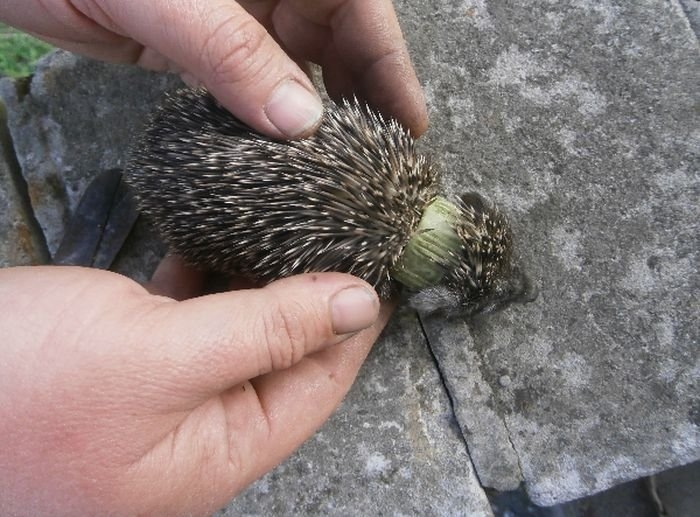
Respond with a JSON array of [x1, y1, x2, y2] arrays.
[[0, 0, 697, 512], [399, 0, 699, 505], [223, 311, 493, 515]]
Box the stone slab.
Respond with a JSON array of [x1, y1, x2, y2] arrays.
[[1, 52, 492, 513], [398, 0, 699, 505], [0, 51, 174, 278], [0, 101, 48, 267], [222, 311, 493, 516]]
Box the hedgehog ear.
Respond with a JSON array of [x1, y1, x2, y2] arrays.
[[407, 285, 463, 315], [460, 192, 489, 213]]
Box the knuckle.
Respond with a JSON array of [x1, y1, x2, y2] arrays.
[[201, 15, 269, 84], [260, 301, 311, 371], [69, 1, 120, 33]]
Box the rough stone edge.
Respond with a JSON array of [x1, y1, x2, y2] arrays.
[[0, 80, 50, 266], [419, 314, 523, 491], [678, 0, 700, 37]]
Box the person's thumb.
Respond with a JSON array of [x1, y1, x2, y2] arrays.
[[128, 272, 380, 405], [107, 0, 323, 138]]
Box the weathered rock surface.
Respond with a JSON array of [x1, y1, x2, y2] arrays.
[[0, 102, 48, 267], [401, 0, 699, 505], [0, 52, 174, 278]]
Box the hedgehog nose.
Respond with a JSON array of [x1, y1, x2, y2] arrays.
[[521, 273, 539, 303], [511, 267, 538, 304]]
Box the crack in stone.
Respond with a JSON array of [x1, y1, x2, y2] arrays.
[[417, 312, 526, 488], [499, 411, 525, 482], [462, 322, 525, 483], [416, 312, 491, 488], [462, 322, 526, 484]]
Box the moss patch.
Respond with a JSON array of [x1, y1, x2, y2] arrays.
[[0, 24, 53, 78]]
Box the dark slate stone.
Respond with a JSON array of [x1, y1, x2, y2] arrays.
[[0, 99, 48, 266], [0, 51, 174, 278]]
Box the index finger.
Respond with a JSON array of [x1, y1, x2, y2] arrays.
[[275, 0, 429, 136], [221, 301, 395, 491]]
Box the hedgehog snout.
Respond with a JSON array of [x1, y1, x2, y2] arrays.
[[410, 192, 537, 316], [482, 266, 539, 314]]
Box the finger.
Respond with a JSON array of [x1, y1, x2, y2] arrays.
[[0, 0, 127, 47], [144, 255, 206, 300], [94, 0, 323, 138], [122, 302, 394, 513], [127, 273, 380, 405], [240, 301, 394, 482], [273, 0, 428, 136], [324, 0, 428, 136]]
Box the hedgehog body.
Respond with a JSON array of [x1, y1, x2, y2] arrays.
[[126, 88, 530, 314]]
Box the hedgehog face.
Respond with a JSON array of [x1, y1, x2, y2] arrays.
[[407, 255, 536, 316], [457, 192, 513, 290], [405, 192, 536, 316], [457, 192, 537, 315]]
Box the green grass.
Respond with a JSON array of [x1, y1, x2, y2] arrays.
[[0, 24, 53, 78]]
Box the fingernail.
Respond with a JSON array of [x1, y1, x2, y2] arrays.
[[265, 80, 323, 138], [330, 286, 380, 335]]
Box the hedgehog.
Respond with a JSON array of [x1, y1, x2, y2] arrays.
[[126, 87, 534, 315]]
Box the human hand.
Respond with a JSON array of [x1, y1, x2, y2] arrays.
[[0, 258, 391, 515], [0, 0, 427, 139]]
